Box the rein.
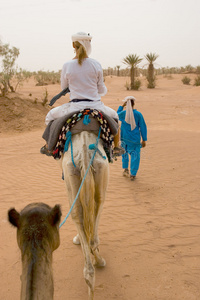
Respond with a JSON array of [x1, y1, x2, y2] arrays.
[[59, 127, 106, 228]]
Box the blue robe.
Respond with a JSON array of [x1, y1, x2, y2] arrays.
[[117, 106, 147, 176]]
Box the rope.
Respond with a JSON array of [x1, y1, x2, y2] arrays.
[[89, 143, 106, 160], [64, 131, 76, 168], [83, 114, 91, 125], [59, 127, 103, 228]]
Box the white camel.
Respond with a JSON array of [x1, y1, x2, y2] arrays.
[[60, 130, 109, 300]]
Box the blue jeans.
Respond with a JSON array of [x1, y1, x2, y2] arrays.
[[122, 144, 141, 176]]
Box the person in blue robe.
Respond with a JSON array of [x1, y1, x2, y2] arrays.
[[117, 96, 147, 180]]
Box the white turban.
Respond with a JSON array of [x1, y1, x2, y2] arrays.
[[71, 32, 92, 56], [122, 96, 136, 130]]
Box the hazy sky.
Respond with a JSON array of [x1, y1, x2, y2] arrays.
[[0, 0, 200, 72]]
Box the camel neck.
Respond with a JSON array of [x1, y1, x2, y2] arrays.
[[20, 250, 54, 300]]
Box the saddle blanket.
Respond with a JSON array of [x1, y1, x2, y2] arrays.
[[42, 109, 119, 159]]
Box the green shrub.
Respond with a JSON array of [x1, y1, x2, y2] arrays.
[[196, 66, 200, 74], [182, 76, 191, 85], [133, 79, 141, 90], [34, 70, 60, 86], [42, 88, 48, 106], [124, 79, 141, 90], [194, 75, 200, 86]]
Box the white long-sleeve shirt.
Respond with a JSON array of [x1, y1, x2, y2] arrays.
[[45, 58, 119, 125], [61, 58, 107, 101]]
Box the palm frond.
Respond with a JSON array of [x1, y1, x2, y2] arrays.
[[144, 53, 159, 63], [122, 54, 143, 67]]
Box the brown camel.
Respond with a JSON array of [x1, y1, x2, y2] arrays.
[[8, 202, 61, 300]]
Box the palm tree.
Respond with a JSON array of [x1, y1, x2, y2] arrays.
[[116, 65, 120, 76], [145, 53, 159, 88], [122, 54, 143, 90]]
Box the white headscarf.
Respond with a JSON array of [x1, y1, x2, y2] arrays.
[[71, 32, 92, 56], [122, 96, 136, 130]]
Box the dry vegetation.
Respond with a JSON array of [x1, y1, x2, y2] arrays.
[[0, 72, 199, 136], [0, 95, 49, 133]]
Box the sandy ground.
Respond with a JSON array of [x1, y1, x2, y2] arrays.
[[0, 74, 200, 300]]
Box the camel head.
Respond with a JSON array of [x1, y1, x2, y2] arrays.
[[8, 203, 62, 254]]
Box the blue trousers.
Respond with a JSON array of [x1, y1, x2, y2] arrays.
[[122, 144, 141, 176]]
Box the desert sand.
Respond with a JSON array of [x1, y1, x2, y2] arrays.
[[0, 74, 200, 300]]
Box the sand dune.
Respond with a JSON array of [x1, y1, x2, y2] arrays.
[[0, 74, 200, 299]]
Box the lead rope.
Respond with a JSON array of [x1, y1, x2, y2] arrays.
[[59, 127, 106, 228], [64, 131, 76, 168]]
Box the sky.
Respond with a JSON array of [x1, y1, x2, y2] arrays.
[[0, 0, 200, 72]]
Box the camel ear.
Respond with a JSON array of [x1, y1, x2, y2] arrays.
[[49, 205, 62, 226], [8, 208, 20, 228]]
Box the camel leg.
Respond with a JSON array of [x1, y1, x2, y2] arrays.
[[91, 160, 108, 267], [88, 285, 94, 300], [91, 198, 106, 268], [63, 162, 95, 294], [71, 201, 96, 294], [75, 221, 95, 294]]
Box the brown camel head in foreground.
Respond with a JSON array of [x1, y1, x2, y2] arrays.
[[8, 202, 62, 300]]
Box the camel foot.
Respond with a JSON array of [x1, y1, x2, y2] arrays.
[[73, 234, 81, 245], [94, 256, 106, 268], [88, 286, 94, 300], [84, 266, 95, 290]]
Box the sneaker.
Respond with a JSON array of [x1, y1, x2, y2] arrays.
[[113, 146, 125, 157], [123, 169, 129, 177], [40, 145, 53, 157], [130, 175, 136, 181]]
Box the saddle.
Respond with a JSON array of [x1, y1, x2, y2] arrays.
[[42, 109, 119, 161]]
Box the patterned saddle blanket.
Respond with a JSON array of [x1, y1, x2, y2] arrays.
[[42, 109, 119, 160]]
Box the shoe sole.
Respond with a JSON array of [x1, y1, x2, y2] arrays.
[[40, 148, 53, 156], [123, 173, 129, 177]]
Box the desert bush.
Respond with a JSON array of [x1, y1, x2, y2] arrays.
[[125, 79, 141, 90], [34, 70, 60, 86], [194, 75, 200, 86], [0, 43, 19, 95], [0, 43, 32, 96], [14, 68, 32, 91], [42, 88, 48, 106], [133, 79, 141, 90], [182, 76, 191, 85], [196, 66, 200, 74], [185, 65, 193, 72]]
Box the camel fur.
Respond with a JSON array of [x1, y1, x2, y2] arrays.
[[61, 131, 109, 300], [8, 202, 61, 300]]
